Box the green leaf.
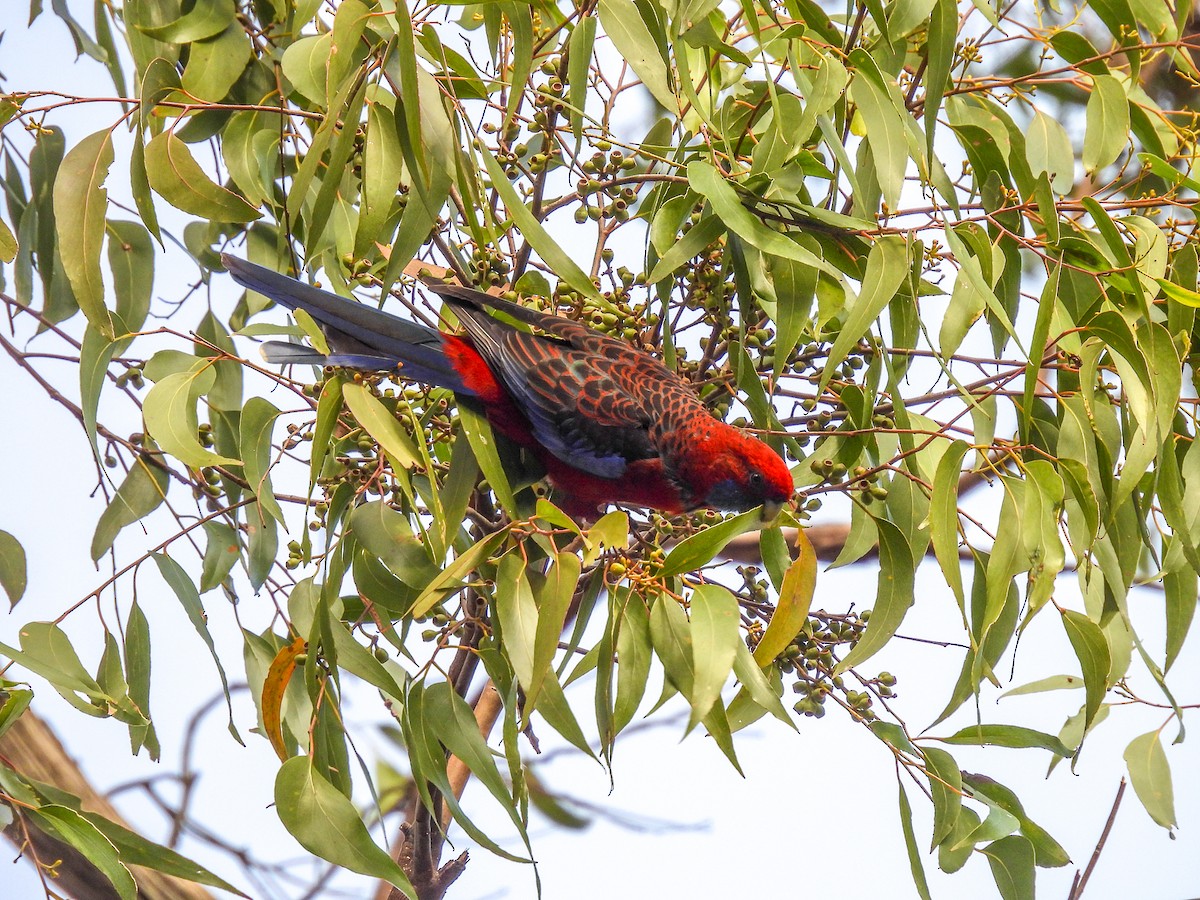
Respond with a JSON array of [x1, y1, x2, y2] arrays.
[[382, 62, 455, 294], [1124, 730, 1176, 829], [123, 599, 157, 758], [401, 683, 527, 861], [1020, 258, 1061, 446], [28, 806, 136, 900], [1060, 609, 1110, 736], [701, 697, 743, 774], [646, 214, 725, 286], [929, 440, 969, 605], [835, 519, 915, 674], [196, 311, 243, 412], [613, 591, 652, 735], [129, 127, 161, 243], [1026, 109, 1074, 194], [281, 35, 331, 106], [53, 129, 115, 337], [753, 528, 816, 665], [422, 681, 534, 855], [181, 22, 251, 103], [1163, 561, 1196, 673], [963, 773, 1070, 867], [1051, 31, 1107, 75], [872, 720, 920, 757], [660, 508, 764, 577], [355, 96, 404, 256], [144, 131, 260, 222], [1156, 276, 1200, 308], [1083, 74, 1129, 174], [597, 0, 675, 110], [730, 639, 792, 727], [532, 550, 581, 711], [96, 631, 139, 729], [107, 219, 154, 336], [151, 553, 242, 743], [246, 501, 277, 592], [326, 0, 372, 104], [583, 510, 628, 566], [939, 806, 982, 873], [981, 835, 1035, 900], [0, 530, 27, 608], [275, 756, 416, 894], [239, 397, 285, 525], [762, 253, 818, 383], [222, 109, 281, 208], [567, 14, 596, 145], [759, 524, 791, 593], [304, 82, 368, 254], [933, 724, 1071, 756], [923, 0, 957, 160], [848, 63, 907, 210], [493, 553, 539, 702], [687, 161, 837, 278], [0, 215, 17, 262], [349, 501, 438, 588], [924, 746, 963, 851], [1139, 152, 1200, 195], [479, 145, 601, 302], [0, 688, 33, 740], [9, 622, 104, 698], [85, 813, 248, 896], [308, 375, 345, 476], [137, 0, 233, 41], [649, 594, 694, 700], [143, 364, 241, 468], [686, 583, 740, 730], [456, 398, 518, 517], [1001, 674, 1084, 698], [329, 621, 406, 701], [91, 455, 168, 560], [897, 781, 933, 900], [28, 125, 66, 313], [959, 801, 1020, 848], [137, 56, 182, 131], [816, 235, 909, 396], [982, 481, 1025, 644], [502, 5, 534, 127], [408, 528, 509, 619]]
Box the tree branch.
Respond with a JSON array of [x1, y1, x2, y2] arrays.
[[1067, 779, 1127, 900], [0, 710, 215, 900]]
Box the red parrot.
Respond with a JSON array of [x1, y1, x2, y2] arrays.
[[222, 254, 794, 521]]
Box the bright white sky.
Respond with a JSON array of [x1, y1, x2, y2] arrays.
[[1, 4, 1197, 900]]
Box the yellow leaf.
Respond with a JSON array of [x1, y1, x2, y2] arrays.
[[263, 636, 307, 762], [753, 528, 816, 665]]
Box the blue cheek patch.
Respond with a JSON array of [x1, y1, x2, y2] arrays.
[[704, 478, 754, 512]]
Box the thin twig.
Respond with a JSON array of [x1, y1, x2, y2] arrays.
[[1067, 779, 1127, 900]]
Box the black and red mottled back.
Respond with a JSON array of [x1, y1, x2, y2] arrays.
[[426, 282, 792, 512]]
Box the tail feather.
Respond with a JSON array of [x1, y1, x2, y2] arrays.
[[223, 254, 469, 393], [259, 341, 406, 371], [424, 281, 560, 332]]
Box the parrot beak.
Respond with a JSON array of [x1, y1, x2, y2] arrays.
[[760, 498, 784, 523]]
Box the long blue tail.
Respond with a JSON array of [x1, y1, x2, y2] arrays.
[[222, 254, 470, 394]]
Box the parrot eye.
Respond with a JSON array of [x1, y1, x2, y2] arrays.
[[748, 472, 764, 488]]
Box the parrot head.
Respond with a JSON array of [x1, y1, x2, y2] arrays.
[[689, 432, 795, 520]]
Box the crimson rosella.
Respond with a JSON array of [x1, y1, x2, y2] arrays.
[[222, 254, 794, 521]]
